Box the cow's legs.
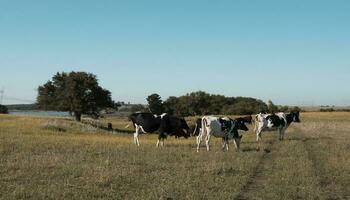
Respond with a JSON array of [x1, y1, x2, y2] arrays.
[[233, 138, 239, 150], [157, 133, 166, 147], [253, 120, 258, 134], [279, 128, 286, 141], [157, 139, 165, 147], [157, 138, 165, 147], [278, 129, 282, 141], [196, 134, 203, 152], [134, 124, 140, 146], [196, 136, 200, 152], [222, 138, 226, 151], [161, 137, 165, 147], [205, 134, 211, 151], [256, 130, 262, 141], [282, 129, 286, 140], [197, 127, 207, 152], [222, 138, 229, 152]]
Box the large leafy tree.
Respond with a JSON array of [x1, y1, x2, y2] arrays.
[[146, 93, 164, 115], [37, 71, 115, 121]]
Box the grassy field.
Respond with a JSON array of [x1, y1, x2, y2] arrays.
[[1, 113, 350, 200]]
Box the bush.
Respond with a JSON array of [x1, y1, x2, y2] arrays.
[[0, 104, 8, 114], [320, 108, 335, 112], [289, 106, 302, 112], [130, 104, 148, 113], [163, 91, 268, 116], [42, 120, 67, 132]]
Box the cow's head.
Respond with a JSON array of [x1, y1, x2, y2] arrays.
[[292, 111, 301, 123], [234, 119, 249, 131], [241, 115, 253, 124], [180, 118, 191, 138], [192, 118, 202, 137]]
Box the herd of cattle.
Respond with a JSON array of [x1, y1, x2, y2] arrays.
[[128, 111, 300, 152]]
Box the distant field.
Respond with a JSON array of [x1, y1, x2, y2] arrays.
[[300, 106, 350, 112], [1, 112, 350, 199]]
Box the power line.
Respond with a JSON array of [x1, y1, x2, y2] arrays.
[[0, 88, 4, 104], [2, 95, 35, 104], [0, 87, 36, 104]]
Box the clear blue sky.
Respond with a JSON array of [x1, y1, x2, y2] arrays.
[[1, 0, 349, 106]]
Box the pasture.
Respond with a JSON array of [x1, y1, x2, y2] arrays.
[[0, 113, 349, 199]]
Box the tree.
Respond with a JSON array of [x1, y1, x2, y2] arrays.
[[37, 71, 114, 121], [230, 97, 268, 114], [187, 91, 211, 115], [268, 100, 278, 113], [163, 96, 179, 115], [209, 94, 229, 115], [279, 105, 289, 112], [0, 104, 8, 114], [146, 93, 164, 115], [162, 91, 268, 116], [290, 106, 302, 112], [130, 104, 148, 113]]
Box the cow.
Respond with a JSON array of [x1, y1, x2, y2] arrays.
[[235, 115, 253, 124], [192, 116, 252, 137], [195, 116, 249, 152], [254, 111, 300, 141], [128, 112, 190, 147]]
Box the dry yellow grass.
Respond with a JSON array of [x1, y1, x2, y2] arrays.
[[0, 112, 349, 199]]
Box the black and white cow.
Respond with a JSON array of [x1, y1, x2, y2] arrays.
[[254, 111, 300, 141], [128, 112, 190, 147], [192, 116, 252, 137], [195, 116, 249, 152]]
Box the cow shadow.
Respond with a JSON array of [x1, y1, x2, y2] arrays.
[[112, 128, 134, 134], [241, 147, 260, 152], [241, 147, 271, 153], [285, 137, 333, 142]]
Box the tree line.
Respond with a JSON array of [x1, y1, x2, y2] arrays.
[[146, 92, 301, 117], [36, 71, 301, 121]]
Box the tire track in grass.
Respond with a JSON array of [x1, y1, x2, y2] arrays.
[[301, 139, 331, 200], [294, 126, 348, 200], [234, 138, 277, 200], [300, 134, 347, 200]]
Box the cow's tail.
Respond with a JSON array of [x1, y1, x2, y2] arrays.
[[193, 123, 198, 137], [253, 114, 259, 133], [201, 118, 208, 137]]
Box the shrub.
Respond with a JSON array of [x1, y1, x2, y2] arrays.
[[0, 104, 8, 114]]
